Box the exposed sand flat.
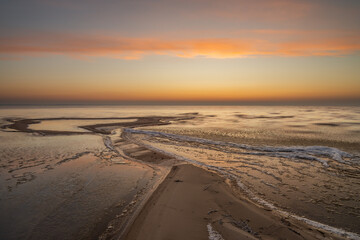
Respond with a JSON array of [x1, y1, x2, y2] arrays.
[[2, 110, 359, 239], [2, 116, 194, 135], [29, 119, 137, 132], [123, 164, 345, 240]]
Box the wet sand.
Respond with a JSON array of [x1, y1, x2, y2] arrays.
[[124, 164, 345, 240], [0, 115, 189, 239], [1, 111, 359, 239], [2, 116, 194, 135]]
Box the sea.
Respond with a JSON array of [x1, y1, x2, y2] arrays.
[[0, 105, 359, 239]]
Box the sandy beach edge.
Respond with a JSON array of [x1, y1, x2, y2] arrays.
[[120, 164, 349, 240]]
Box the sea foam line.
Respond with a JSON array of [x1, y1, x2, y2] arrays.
[[125, 129, 360, 240], [207, 223, 224, 240], [124, 128, 353, 167]]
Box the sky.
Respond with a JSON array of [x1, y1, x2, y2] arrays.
[[0, 0, 359, 104]]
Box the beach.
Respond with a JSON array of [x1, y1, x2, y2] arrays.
[[0, 106, 359, 240], [124, 164, 345, 240], [2, 0, 360, 238]]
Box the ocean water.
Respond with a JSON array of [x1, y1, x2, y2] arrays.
[[0, 106, 359, 239]]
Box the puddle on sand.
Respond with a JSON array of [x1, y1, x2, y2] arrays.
[[0, 154, 159, 240]]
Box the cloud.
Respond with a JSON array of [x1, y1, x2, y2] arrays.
[[194, 0, 313, 21], [0, 31, 359, 60]]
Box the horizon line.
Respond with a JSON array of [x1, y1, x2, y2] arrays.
[[1, 99, 360, 107]]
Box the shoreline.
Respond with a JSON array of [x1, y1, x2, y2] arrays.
[[1, 113, 359, 239], [1, 115, 196, 135], [121, 164, 348, 240]]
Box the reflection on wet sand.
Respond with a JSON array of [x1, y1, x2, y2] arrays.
[[0, 115, 191, 240], [2, 115, 193, 135], [0, 106, 359, 239]]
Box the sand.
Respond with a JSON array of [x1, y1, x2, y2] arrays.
[[2, 116, 192, 135], [2, 115, 352, 239], [123, 164, 345, 240]]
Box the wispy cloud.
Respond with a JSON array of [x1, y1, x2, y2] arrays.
[[194, 0, 313, 21], [0, 31, 359, 60]]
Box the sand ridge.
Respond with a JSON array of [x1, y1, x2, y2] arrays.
[[123, 164, 346, 240]]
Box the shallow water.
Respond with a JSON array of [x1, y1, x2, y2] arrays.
[[0, 105, 359, 238]]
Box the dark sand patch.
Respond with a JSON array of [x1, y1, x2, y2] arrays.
[[236, 114, 294, 119], [2, 116, 194, 135], [314, 123, 341, 127]]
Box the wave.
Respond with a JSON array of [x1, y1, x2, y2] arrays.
[[124, 128, 353, 167]]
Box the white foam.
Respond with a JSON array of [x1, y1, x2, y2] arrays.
[[207, 223, 224, 240], [125, 129, 360, 240], [291, 215, 360, 240], [103, 136, 114, 151], [124, 128, 353, 167]]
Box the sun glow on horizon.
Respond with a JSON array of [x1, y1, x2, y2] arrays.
[[0, 0, 359, 104]]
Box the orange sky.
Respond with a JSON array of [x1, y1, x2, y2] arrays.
[[0, 0, 359, 104]]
